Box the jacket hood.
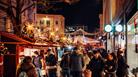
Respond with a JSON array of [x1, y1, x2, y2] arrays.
[[20, 63, 34, 71]]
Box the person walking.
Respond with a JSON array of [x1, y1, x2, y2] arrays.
[[45, 48, 57, 77], [116, 48, 129, 77], [16, 56, 38, 77], [87, 50, 104, 77], [33, 51, 43, 77], [60, 49, 70, 77], [70, 47, 84, 77], [104, 53, 117, 77]]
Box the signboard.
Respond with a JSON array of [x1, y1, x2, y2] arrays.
[[137, 0, 138, 10]]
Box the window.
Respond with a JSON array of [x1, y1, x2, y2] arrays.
[[40, 20, 44, 25], [55, 21, 58, 25], [46, 20, 50, 26]]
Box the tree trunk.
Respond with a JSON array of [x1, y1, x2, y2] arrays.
[[14, 14, 22, 36], [14, 3, 22, 37]]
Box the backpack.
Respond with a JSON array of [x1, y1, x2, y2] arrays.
[[19, 71, 28, 77]]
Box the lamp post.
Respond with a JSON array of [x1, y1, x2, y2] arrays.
[[123, 3, 128, 60], [104, 24, 112, 52], [105, 24, 124, 52]]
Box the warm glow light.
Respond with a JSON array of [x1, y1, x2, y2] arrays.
[[62, 37, 67, 41], [27, 25, 33, 30], [55, 28, 59, 31], [26, 23, 34, 30], [55, 35, 59, 38], [50, 32, 55, 36], [43, 17, 50, 21]]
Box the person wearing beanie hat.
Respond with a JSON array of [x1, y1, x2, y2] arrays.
[[87, 50, 104, 77]]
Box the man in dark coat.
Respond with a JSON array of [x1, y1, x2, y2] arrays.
[[60, 50, 70, 77], [46, 49, 57, 77], [87, 50, 104, 77], [70, 47, 84, 77], [116, 49, 129, 77], [104, 53, 118, 77]]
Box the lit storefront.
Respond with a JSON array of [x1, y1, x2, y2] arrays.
[[127, 11, 138, 73]]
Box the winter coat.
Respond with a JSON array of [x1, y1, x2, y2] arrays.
[[46, 54, 57, 72], [104, 60, 117, 73], [16, 63, 38, 77], [60, 53, 70, 71], [87, 57, 104, 77], [70, 52, 84, 72], [116, 55, 129, 77]]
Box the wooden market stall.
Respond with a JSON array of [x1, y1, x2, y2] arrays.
[[0, 31, 60, 77], [0, 31, 32, 77]]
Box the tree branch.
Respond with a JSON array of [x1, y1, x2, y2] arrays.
[[20, 0, 25, 10], [0, 5, 7, 13], [0, 1, 16, 9], [21, 3, 34, 13], [8, 0, 16, 19]]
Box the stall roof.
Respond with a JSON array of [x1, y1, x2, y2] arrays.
[[70, 29, 95, 35], [0, 32, 32, 44], [0, 32, 60, 47]]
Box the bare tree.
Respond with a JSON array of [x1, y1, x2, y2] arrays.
[[0, 0, 79, 36], [0, 0, 35, 36]]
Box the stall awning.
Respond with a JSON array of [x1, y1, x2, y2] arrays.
[[0, 32, 32, 44], [70, 29, 95, 35], [0, 32, 61, 47]]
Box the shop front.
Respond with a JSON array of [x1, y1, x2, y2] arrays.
[[127, 11, 138, 76], [0, 32, 33, 77]]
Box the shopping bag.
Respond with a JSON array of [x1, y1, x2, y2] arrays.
[[84, 69, 92, 77]]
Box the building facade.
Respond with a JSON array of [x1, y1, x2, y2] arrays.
[[35, 14, 65, 42], [103, 0, 138, 76]]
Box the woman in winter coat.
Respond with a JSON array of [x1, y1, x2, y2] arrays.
[[104, 53, 117, 77], [16, 56, 38, 77], [87, 50, 104, 77], [116, 48, 129, 77]]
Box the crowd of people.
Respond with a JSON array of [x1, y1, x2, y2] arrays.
[[16, 45, 129, 77]]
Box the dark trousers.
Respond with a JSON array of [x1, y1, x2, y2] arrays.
[[71, 71, 82, 77], [92, 71, 103, 77], [116, 74, 127, 77], [116, 71, 128, 77], [48, 71, 57, 77], [62, 70, 70, 77], [105, 72, 116, 77]]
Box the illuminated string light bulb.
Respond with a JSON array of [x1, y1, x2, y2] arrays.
[[50, 32, 55, 36]]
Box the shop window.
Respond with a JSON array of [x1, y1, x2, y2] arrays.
[[46, 20, 50, 26], [40, 20, 44, 25], [55, 21, 58, 25]]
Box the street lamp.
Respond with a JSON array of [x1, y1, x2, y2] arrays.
[[104, 24, 124, 32], [115, 25, 123, 32], [104, 24, 124, 52], [104, 25, 112, 32]]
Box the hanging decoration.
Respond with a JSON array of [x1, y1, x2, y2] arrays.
[[0, 43, 8, 55]]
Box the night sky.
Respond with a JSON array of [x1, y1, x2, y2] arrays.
[[38, 0, 102, 32]]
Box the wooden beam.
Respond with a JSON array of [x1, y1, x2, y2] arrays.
[[0, 42, 28, 44]]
